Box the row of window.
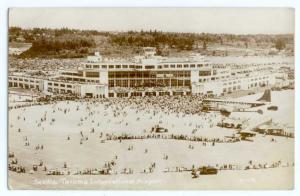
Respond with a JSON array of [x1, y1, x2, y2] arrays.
[[199, 70, 211, 76], [108, 79, 191, 88], [223, 80, 242, 85], [10, 77, 39, 83], [250, 76, 269, 81], [249, 81, 269, 87], [223, 85, 242, 92], [10, 82, 39, 89], [86, 63, 209, 69], [85, 72, 100, 78], [108, 91, 191, 97], [47, 82, 73, 88], [48, 88, 73, 94], [61, 72, 82, 77], [108, 71, 191, 78]]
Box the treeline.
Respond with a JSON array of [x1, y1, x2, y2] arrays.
[[109, 30, 294, 51], [19, 35, 95, 58], [110, 30, 195, 50], [10, 26, 294, 46], [9, 27, 294, 58], [9, 27, 109, 42]]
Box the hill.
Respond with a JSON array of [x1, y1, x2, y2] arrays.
[[9, 27, 294, 58]]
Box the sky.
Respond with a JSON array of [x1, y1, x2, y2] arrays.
[[9, 7, 295, 34]]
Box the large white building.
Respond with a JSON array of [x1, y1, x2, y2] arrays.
[[9, 47, 289, 98]]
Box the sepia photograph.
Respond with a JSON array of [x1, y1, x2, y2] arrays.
[[7, 7, 295, 190]]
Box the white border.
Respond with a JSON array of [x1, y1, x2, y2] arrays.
[[0, 0, 299, 196]]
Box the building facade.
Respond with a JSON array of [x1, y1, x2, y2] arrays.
[[9, 47, 290, 98]]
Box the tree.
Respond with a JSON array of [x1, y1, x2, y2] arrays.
[[219, 36, 223, 45], [275, 38, 286, 51], [203, 41, 207, 50]]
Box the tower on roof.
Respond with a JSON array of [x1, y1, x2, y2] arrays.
[[142, 47, 156, 58]]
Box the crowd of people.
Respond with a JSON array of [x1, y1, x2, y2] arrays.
[[8, 153, 26, 174], [9, 149, 294, 177], [105, 132, 238, 144], [9, 57, 81, 71], [98, 95, 207, 115]]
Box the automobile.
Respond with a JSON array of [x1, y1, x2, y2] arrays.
[[267, 106, 278, 111], [151, 125, 168, 133], [199, 166, 218, 175]]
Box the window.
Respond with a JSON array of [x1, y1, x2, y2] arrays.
[[190, 64, 195, 68], [130, 80, 136, 87], [145, 65, 155, 69], [109, 65, 114, 69], [170, 64, 175, 68], [86, 72, 99, 78], [184, 80, 191, 86], [108, 80, 114, 87], [122, 65, 128, 68], [199, 70, 211, 76], [102, 65, 107, 69], [178, 80, 184, 86], [171, 79, 177, 86], [116, 65, 121, 69], [184, 64, 189, 68], [164, 64, 169, 68], [177, 64, 182, 68]]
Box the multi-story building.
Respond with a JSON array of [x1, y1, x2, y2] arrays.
[[9, 47, 290, 98]]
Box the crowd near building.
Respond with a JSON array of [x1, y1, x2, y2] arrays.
[[9, 47, 294, 98]]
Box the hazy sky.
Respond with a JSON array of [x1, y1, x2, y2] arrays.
[[9, 8, 294, 34]]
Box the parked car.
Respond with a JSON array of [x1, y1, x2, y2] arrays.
[[267, 106, 278, 111]]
